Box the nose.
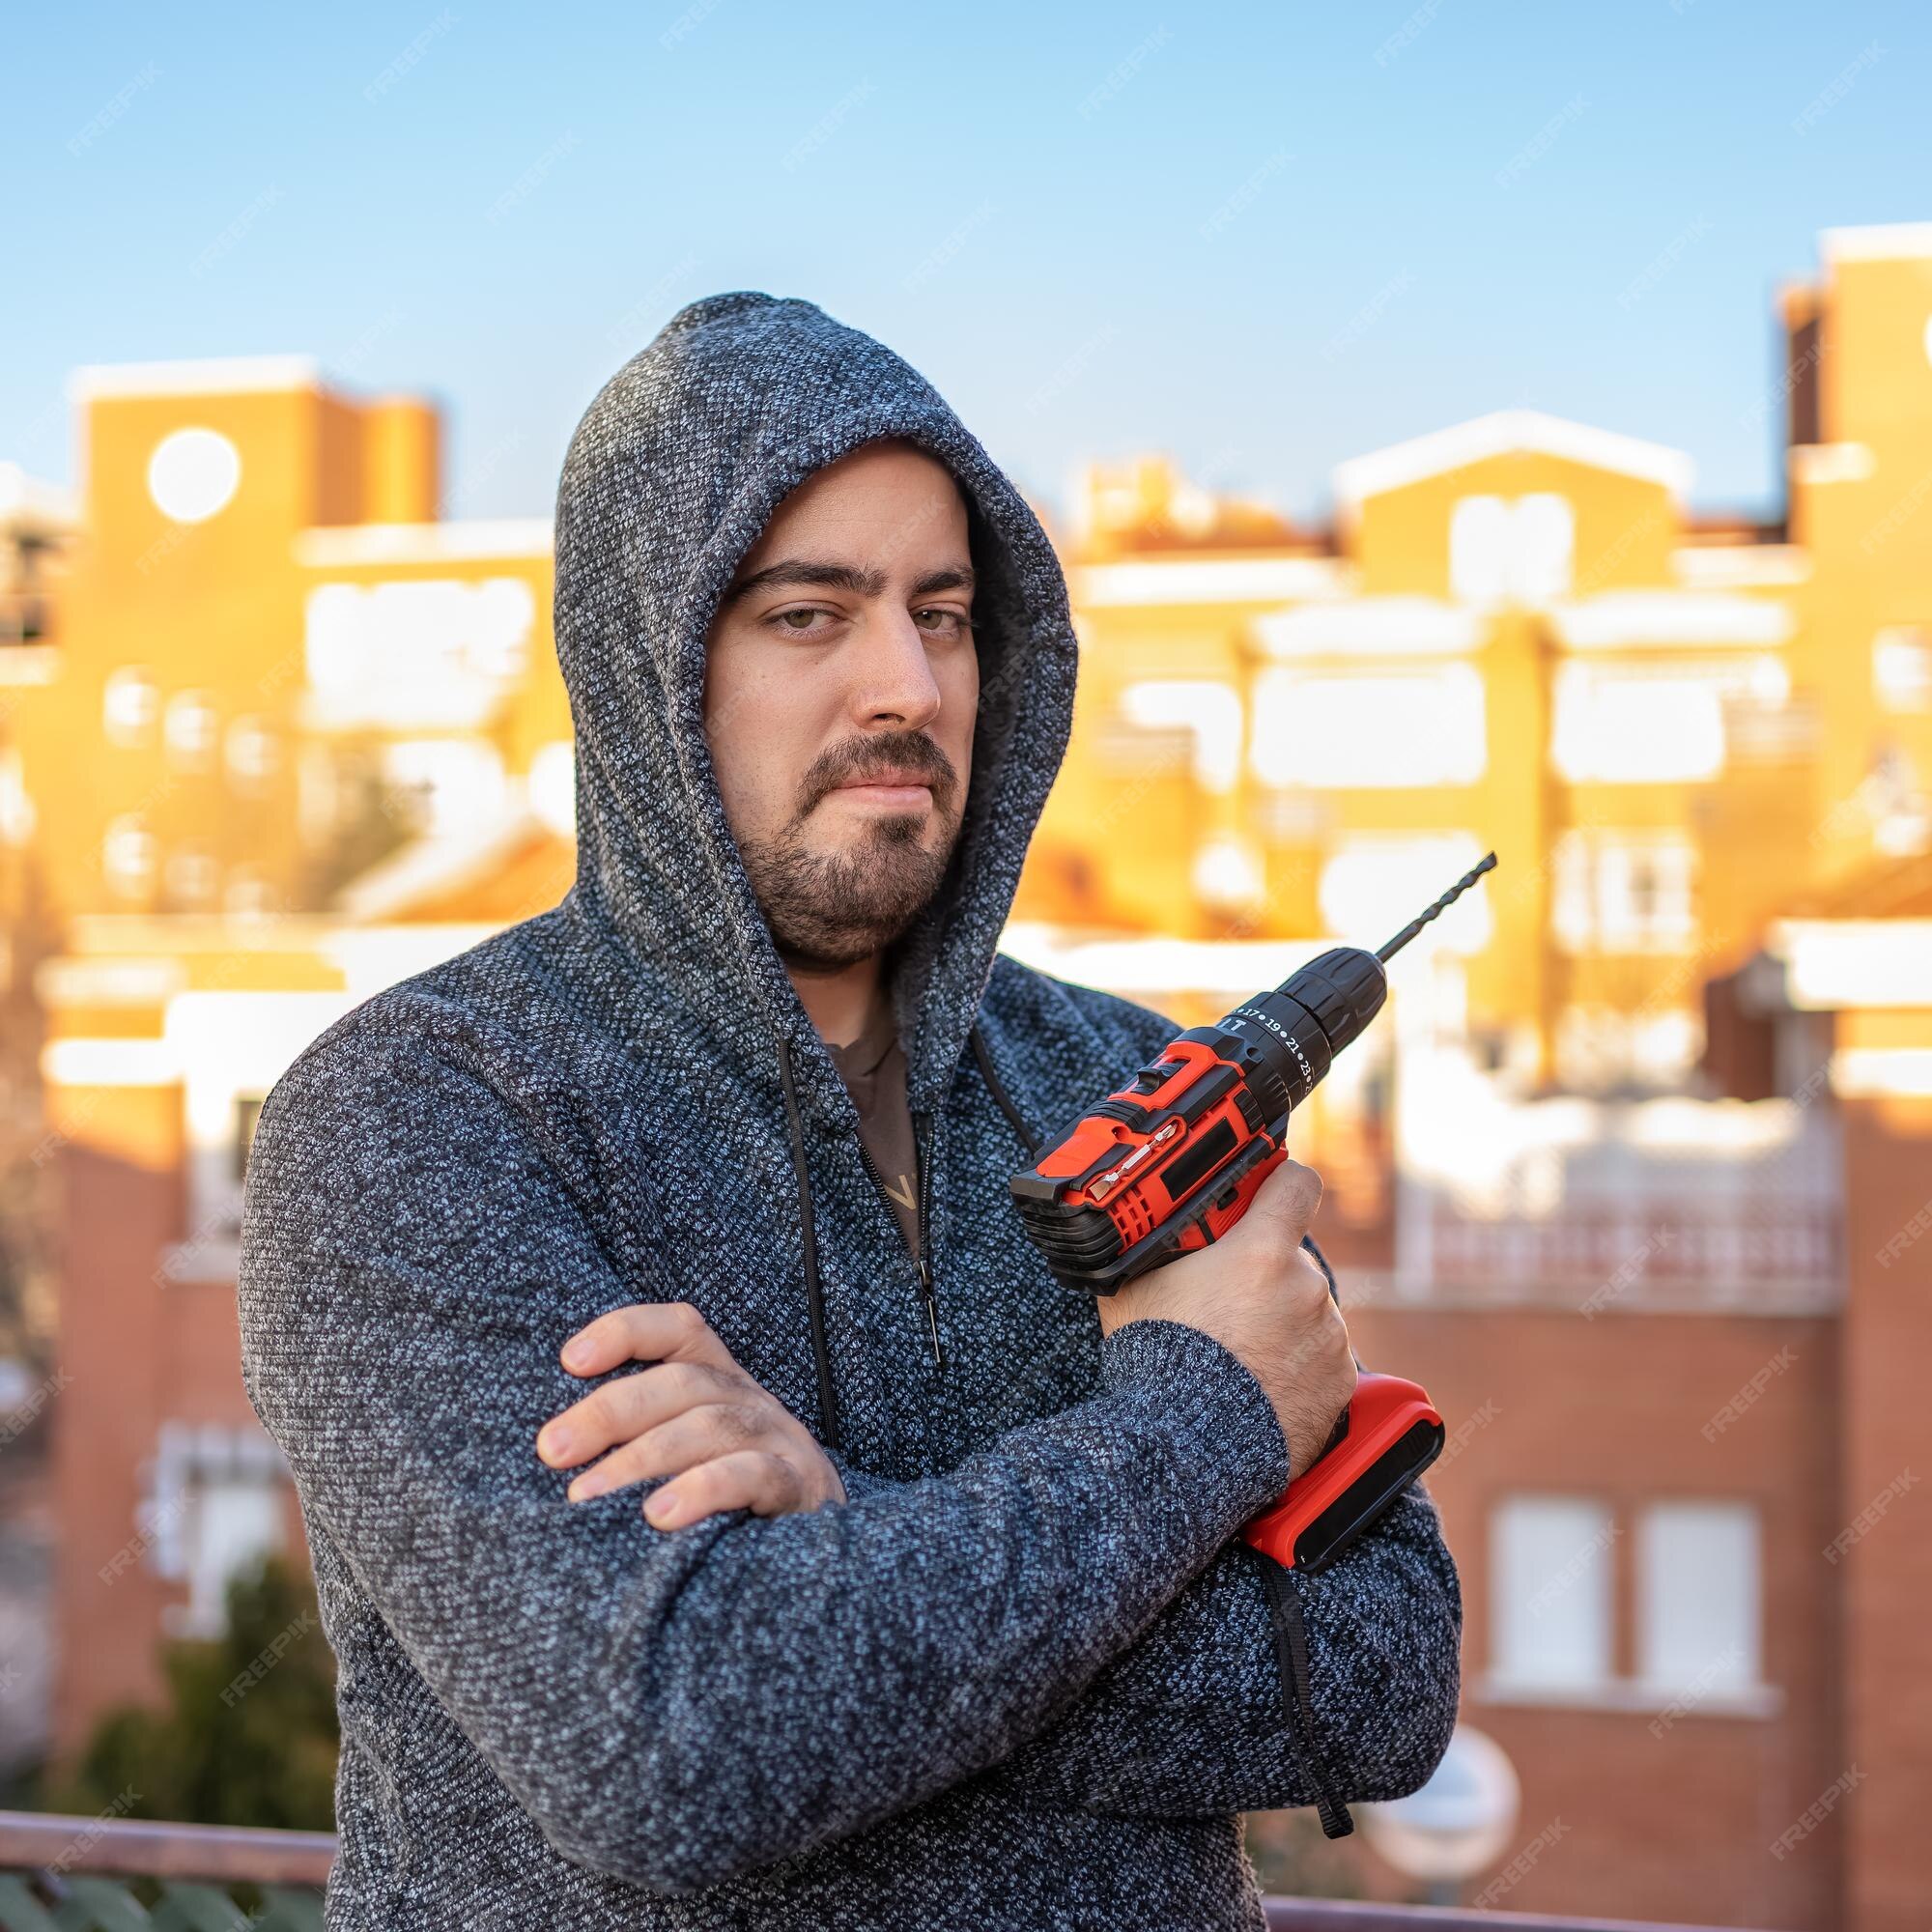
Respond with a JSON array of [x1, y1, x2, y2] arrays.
[[846, 610, 943, 732]]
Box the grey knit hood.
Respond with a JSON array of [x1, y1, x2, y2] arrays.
[[554, 290, 1076, 1124]]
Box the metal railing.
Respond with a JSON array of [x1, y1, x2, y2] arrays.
[[0, 1811, 1743, 1930], [1265, 1907, 1739, 1932], [0, 1811, 330, 1930]]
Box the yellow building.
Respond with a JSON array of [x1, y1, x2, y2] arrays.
[[3, 356, 572, 939], [0, 462, 75, 982], [7, 224, 1927, 1094], [4, 220, 1927, 1256], [1020, 221, 1932, 1120]]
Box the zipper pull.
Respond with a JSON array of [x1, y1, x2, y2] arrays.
[[918, 1256, 942, 1372]]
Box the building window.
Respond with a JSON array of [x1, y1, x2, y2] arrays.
[[1490, 1495, 1615, 1690], [1483, 1494, 1778, 1717], [381, 738, 507, 836], [224, 866, 278, 920], [234, 1094, 266, 1184], [164, 690, 219, 770], [1551, 830, 1695, 952], [0, 748, 34, 847], [527, 740, 577, 838], [1319, 834, 1495, 954], [1554, 1002, 1703, 1092], [1451, 496, 1513, 603], [1192, 835, 1266, 912], [103, 667, 159, 747], [1637, 1502, 1760, 1692], [1513, 494, 1576, 601], [1873, 628, 1932, 714], [147, 426, 242, 526], [1251, 667, 1487, 789], [226, 716, 280, 788], [1450, 494, 1574, 603], [177, 1476, 282, 1637], [1118, 681, 1244, 794], [303, 577, 535, 730], [140, 1422, 287, 1639], [1551, 664, 1728, 783], [163, 844, 220, 910], [102, 814, 156, 897]]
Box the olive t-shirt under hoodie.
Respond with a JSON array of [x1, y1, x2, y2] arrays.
[[825, 997, 920, 1260]]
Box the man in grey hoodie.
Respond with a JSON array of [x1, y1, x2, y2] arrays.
[[237, 291, 1462, 1931]]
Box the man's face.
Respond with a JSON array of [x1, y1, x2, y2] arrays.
[[703, 439, 979, 971]]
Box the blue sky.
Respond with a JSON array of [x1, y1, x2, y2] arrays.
[[12, 2, 1928, 529]]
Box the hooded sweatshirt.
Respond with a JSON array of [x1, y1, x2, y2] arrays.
[[236, 291, 1462, 1931]]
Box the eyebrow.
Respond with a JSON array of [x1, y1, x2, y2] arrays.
[[718, 558, 976, 609]]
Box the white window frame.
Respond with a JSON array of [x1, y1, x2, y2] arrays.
[[1488, 1493, 1616, 1694], [1635, 1500, 1764, 1696], [1551, 829, 1696, 953], [1480, 1492, 1782, 1719]]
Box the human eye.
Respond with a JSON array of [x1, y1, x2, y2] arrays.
[[766, 605, 839, 638], [914, 607, 974, 639]]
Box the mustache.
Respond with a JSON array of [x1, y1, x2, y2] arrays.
[[793, 731, 960, 819]]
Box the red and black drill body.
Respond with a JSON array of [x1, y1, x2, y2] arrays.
[[1009, 855, 1495, 1574]]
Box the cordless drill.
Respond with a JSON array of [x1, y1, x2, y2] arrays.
[[1010, 853, 1496, 1574]]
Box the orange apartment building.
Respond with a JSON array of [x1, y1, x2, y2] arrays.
[[2, 222, 1929, 1929]]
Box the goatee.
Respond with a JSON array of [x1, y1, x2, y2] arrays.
[[740, 730, 963, 971]]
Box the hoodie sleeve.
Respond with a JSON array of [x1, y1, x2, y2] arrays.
[[812, 1237, 1462, 1818], [835, 1232, 1462, 1818], [967, 1011, 1463, 1822], [238, 1033, 1300, 1897], [977, 1482, 1462, 1818]]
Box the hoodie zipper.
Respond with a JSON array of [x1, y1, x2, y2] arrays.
[[853, 1114, 941, 1374], [914, 1110, 939, 1373]]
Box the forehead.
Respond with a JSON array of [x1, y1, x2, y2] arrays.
[[738, 440, 970, 568]]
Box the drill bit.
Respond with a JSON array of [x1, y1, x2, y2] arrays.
[[1375, 851, 1498, 963]]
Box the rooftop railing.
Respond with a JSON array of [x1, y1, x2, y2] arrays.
[[0, 1811, 1747, 1930], [0, 1811, 329, 1930]]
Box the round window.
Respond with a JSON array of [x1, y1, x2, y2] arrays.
[[148, 427, 242, 524]]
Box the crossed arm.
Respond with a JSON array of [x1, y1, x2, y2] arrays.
[[539, 1255, 1462, 1826], [238, 1033, 1462, 1897]]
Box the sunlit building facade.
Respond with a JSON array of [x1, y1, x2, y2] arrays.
[[1, 355, 572, 939]]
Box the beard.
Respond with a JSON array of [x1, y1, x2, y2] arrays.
[[738, 729, 964, 971]]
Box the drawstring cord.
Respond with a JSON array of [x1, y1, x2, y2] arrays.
[[1257, 1553, 1354, 1837], [775, 1036, 842, 1453], [969, 1022, 1041, 1156]]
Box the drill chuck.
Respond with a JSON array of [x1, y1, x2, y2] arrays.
[[1215, 850, 1496, 1134], [1216, 945, 1392, 1130]]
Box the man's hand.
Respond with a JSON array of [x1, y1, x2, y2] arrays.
[[536, 1302, 846, 1529], [1094, 1156, 1355, 1477]]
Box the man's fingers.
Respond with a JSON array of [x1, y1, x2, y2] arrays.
[[644, 1450, 804, 1529], [557, 1300, 735, 1379], [1240, 1155, 1323, 1245], [562, 1402, 772, 1501], [536, 1358, 737, 1468]]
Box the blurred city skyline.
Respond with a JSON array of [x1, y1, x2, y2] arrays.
[[7, 14, 1932, 1922], [12, 2, 1930, 529]]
